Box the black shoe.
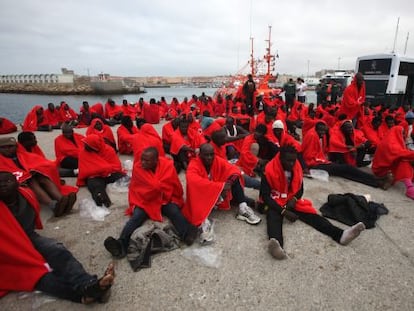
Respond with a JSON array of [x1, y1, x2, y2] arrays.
[[183, 225, 199, 246], [65, 192, 77, 214], [104, 237, 126, 258], [54, 196, 69, 217]]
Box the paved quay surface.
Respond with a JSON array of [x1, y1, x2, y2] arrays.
[[1, 122, 413, 311]]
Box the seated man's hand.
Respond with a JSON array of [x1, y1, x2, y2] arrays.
[[285, 198, 297, 211], [283, 209, 298, 222]]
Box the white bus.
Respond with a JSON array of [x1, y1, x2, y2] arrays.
[[356, 53, 414, 106]]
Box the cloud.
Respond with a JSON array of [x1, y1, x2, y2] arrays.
[[0, 0, 413, 76]]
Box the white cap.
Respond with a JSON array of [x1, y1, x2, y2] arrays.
[[272, 120, 284, 129]]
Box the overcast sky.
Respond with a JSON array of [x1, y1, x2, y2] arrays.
[[0, 0, 413, 77]]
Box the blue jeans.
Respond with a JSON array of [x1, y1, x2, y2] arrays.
[[32, 233, 95, 303], [119, 203, 191, 249], [243, 175, 261, 190]]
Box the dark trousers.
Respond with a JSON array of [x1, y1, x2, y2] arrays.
[[329, 149, 368, 167], [231, 179, 246, 204], [33, 233, 94, 303], [266, 207, 343, 247], [86, 172, 124, 201], [285, 94, 295, 111], [312, 163, 379, 188], [119, 203, 192, 249], [60, 156, 78, 170]]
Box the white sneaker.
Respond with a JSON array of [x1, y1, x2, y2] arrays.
[[340, 222, 366, 245], [199, 218, 214, 245], [237, 204, 261, 225]]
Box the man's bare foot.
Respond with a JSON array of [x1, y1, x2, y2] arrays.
[[82, 262, 115, 304]]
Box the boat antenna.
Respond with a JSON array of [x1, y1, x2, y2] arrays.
[[391, 17, 400, 53], [249, 0, 253, 39], [250, 37, 255, 76], [404, 32, 409, 55], [264, 25, 273, 76]]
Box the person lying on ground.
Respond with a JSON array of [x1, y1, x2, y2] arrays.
[[0, 171, 115, 304]]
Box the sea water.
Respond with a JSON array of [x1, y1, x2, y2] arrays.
[[0, 88, 316, 124]]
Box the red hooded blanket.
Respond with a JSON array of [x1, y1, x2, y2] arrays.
[[0, 187, 49, 297], [126, 157, 184, 221]]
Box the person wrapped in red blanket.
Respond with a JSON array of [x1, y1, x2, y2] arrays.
[[117, 115, 138, 155], [170, 118, 206, 172], [0, 116, 17, 134], [55, 124, 85, 176], [77, 134, 125, 207], [103, 147, 198, 258], [0, 171, 115, 303], [372, 126, 414, 200], [132, 123, 165, 162], [182, 143, 261, 244], [86, 118, 117, 152], [22, 106, 52, 132], [337, 73, 365, 123], [328, 120, 373, 167], [0, 137, 77, 217], [261, 145, 366, 260]]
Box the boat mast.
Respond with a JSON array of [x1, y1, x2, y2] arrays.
[[264, 25, 274, 76], [250, 37, 255, 76]]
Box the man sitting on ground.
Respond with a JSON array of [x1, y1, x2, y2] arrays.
[[261, 145, 365, 260], [54, 124, 85, 177], [104, 147, 198, 258], [0, 137, 76, 217], [183, 143, 261, 244], [77, 134, 125, 207]]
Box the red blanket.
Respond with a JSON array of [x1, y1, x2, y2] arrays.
[[22, 105, 48, 131], [170, 128, 205, 156], [132, 124, 165, 161], [117, 124, 138, 155], [44, 108, 61, 126], [183, 156, 241, 226], [142, 104, 160, 124], [302, 126, 330, 167], [372, 126, 414, 181], [162, 121, 176, 145], [0, 187, 49, 297], [126, 157, 183, 221], [328, 122, 367, 166], [265, 154, 316, 214], [59, 103, 78, 122], [54, 133, 85, 165], [86, 118, 116, 147], [77, 134, 124, 186], [105, 102, 123, 119], [338, 76, 365, 119], [0, 117, 17, 134], [236, 134, 259, 176], [0, 145, 77, 195]]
